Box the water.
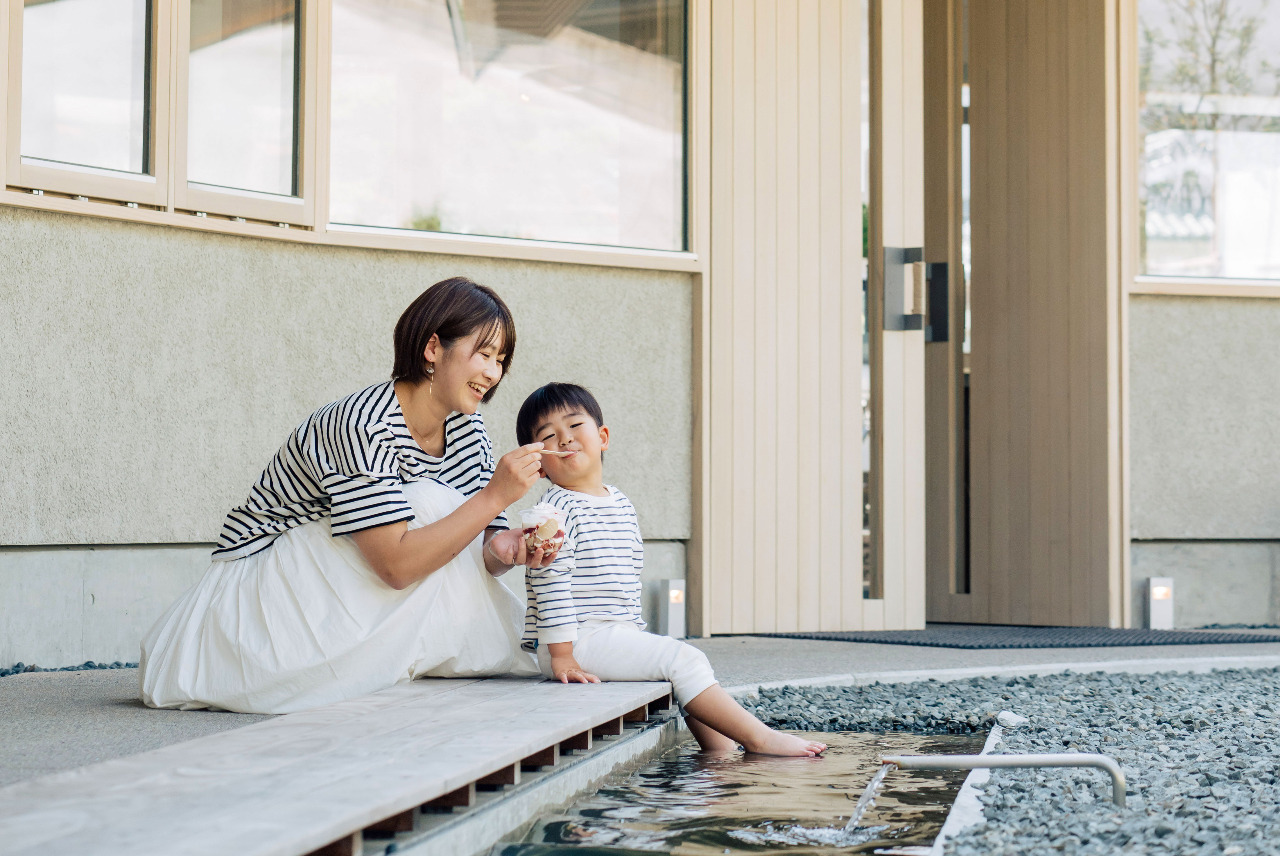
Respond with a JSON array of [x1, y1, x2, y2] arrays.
[[842, 763, 895, 832], [493, 731, 983, 855]]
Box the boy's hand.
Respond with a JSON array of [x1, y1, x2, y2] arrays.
[[487, 528, 559, 569], [550, 654, 599, 684]]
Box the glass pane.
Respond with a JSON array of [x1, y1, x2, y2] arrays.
[[21, 0, 150, 174], [1139, 0, 1280, 279], [330, 0, 685, 251], [187, 0, 298, 196]]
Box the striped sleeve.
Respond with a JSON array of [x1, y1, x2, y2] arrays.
[[323, 472, 415, 536]]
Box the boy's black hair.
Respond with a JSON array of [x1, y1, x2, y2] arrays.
[[516, 383, 605, 446]]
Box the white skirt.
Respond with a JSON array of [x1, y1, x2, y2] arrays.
[[139, 479, 538, 714]]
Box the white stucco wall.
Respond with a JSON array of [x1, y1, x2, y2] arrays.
[[0, 206, 693, 663], [1128, 294, 1280, 625], [0, 206, 692, 544]]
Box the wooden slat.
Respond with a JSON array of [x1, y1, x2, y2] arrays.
[[422, 783, 475, 810], [592, 717, 623, 739], [305, 832, 360, 856], [839, 0, 865, 630], [1004, 0, 1031, 625], [753, 0, 779, 634], [476, 764, 519, 789], [560, 730, 591, 754], [1045, 0, 1072, 626], [521, 745, 559, 770], [794, 0, 823, 631], [0, 679, 672, 856], [364, 809, 414, 837], [817, 0, 844, 630], [1025, 0, 1053, 626], [729, 0, 757, 633], [708, 0, 735, 636], [1065, 0, 1091, 626], [773, 0, 801, 634]]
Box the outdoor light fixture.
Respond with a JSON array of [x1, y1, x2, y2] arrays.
[[656, 579, 686, 639], [1145, 576, 1174, 630]]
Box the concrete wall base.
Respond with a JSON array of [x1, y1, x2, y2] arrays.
[[1, 540, 688, 666], [1130, 541, 1280, 628]]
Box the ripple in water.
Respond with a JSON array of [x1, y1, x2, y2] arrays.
[[493, 731, 982, 855]]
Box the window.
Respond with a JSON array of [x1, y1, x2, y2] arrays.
[[328, 0, 686, 250], [8, 0, 171, 205], [186, 0, 299, 197], [1139, 0, 1280, 280], [173, 0, 314, 224]]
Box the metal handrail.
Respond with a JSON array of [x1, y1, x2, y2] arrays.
[[880, 753, 1127, 808]]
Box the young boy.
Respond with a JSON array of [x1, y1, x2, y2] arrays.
[[515, 383, 826, 757]]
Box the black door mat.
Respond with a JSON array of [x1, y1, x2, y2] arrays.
[[741, 624, 1280, 649]]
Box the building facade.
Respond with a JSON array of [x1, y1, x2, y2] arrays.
[[2, 0, 1278, 666]]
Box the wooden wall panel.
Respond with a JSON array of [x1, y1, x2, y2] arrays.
[[704, 0, 871, 633], [967, 0, 1123, 626]]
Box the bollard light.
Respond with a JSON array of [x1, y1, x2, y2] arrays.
[[656, 579, 686, 639], [1145, 576, 1174, 630]]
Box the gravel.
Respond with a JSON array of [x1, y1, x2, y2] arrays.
[[0, 661, 137, 678], [743, 667, 1280, 856]]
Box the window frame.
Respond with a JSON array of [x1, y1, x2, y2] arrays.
[[5, 0, 172, 207], [171, 0, 318, 226], [0, 0, 701, 270]]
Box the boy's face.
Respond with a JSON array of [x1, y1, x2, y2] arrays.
[[533, 407, 609, 487]]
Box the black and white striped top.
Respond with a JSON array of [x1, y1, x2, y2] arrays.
[[213, 380, 507, 561], [523, 485, 645, 646]]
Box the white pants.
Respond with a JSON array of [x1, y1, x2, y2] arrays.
[[537, 620, 717, 705]]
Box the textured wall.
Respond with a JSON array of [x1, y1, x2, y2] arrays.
[[0, 206, 693, 544], [1131, 542, 1280, 628], [1129, 295, 1280, 539]]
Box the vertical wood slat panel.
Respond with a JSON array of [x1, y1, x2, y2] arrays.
[[794, 0, 823, 631], [753, 0, 778, 633], [817, 0, 843, 630], [1089, 0, 1119, 626], [1005, 0, 1032, 625], [1065, 0, 1091, 626], [839, 0, 865, 630], [729, 2, 756, 632], [1046, 0, 1073, 624], [774, 0, 800, 633], [705, 0, 867, 633], [708, 0, 735, 634], [967, 0, 1121, 626], [1026, 0, 1053, 626]]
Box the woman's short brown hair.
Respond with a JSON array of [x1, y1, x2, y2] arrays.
[[392, 277, 516, 403]]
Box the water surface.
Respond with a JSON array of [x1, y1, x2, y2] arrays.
[[495, 731, 984, 855]]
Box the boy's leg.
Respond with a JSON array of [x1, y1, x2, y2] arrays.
[[572, 624, 824, 756], [682, 684, 826, 757]]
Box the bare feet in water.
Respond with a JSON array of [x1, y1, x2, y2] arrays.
[[744, 729, 827, 757]]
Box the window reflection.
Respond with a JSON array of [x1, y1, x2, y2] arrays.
[[21, 0, 150, 175], [1139, 0, 1280, 279], [187, 0, 298, 197], [330, 0, 685, 251]]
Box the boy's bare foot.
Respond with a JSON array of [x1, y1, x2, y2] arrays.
[[743, 729, 827, 757]]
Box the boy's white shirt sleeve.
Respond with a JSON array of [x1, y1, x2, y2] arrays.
[[527, 502, 579, 645]]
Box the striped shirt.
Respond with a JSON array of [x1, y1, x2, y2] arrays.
[[213, 380, 507, 561], [523, 485, 645, 646]]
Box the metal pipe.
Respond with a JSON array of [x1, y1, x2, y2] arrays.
[[880, 753, 1127, 808]]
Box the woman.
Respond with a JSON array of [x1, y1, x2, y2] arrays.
[[140, 277, 552, 714]]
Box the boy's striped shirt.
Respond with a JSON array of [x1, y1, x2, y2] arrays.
[[213, 380, 506, 561], [523, 484, 645, 646]]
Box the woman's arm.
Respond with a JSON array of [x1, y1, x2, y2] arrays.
[[351, 443, 546, 589]]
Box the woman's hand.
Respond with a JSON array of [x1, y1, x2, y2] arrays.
[[483, 443, 546, 508], [486, 527, 560, 571]]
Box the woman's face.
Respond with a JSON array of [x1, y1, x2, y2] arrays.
[[429, 328, 506, 415]]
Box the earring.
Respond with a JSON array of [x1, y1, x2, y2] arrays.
[[426, 363, 434, 395]]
